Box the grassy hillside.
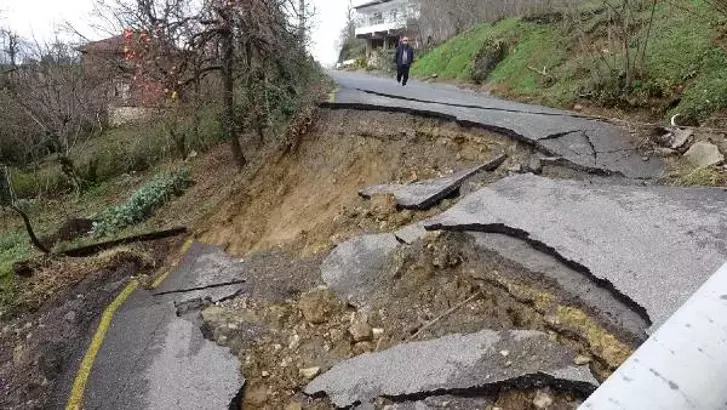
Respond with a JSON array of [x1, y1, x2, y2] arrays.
[[412, 0, 727, 124]]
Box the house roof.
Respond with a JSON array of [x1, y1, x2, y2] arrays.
[[353, 0, 395, 9], [80, 35, 126, 54]]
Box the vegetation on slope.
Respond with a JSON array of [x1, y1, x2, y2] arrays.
[[412, 0, 727, 124]]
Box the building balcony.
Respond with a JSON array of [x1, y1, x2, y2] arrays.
[[355, 20, 407, 38]]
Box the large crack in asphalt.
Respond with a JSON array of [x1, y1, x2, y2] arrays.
[[319, 102, 621, 177], [151, 279, 247, 297], [377, 372, 598, 406], [171, 296, 247, 410], [424, 221, 653, 329], [352, 87, 596, 120]]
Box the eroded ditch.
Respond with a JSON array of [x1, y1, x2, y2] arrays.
[[186, 109, 646, 409]]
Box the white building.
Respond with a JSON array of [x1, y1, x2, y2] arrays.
[[354, 0, 420, 55]]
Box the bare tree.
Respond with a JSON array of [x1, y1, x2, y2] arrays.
[[93, 0, 313, 169], [0, 166, 49, 253]]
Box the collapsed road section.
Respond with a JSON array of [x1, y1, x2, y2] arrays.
[[327, 70, 664, 179], [77, 243, 247, 410]]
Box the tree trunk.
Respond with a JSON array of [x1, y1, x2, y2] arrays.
[[221, 12, 246, 169], [11, 205, 50, 254]]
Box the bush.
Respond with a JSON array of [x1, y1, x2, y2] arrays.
[[470, 38, 508, 84], [91, 169, 192, 238]]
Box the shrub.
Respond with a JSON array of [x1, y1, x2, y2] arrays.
[[91, 169, 192, 238], [470, 38, 508, 84]]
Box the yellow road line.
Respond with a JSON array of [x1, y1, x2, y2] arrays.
[[327, 86, 340, 103], [66, 279, 139, 410], [66, 237, 194, 409], [150, 237, 194, 289]]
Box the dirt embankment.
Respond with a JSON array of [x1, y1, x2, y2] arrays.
[[201, 109, 533, 257], [191, 109, 638, 409]]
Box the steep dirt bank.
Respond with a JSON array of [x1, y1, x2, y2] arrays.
[[201, 109, 534, 256]]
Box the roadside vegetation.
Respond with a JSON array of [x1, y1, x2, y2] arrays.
[[0, 0, 326, 313], [412, 0, 727, 125]]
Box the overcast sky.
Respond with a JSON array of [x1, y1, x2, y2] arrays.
[[0, 0, 348, 66]]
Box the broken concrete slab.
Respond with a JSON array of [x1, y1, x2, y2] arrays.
[[379, 396, 493, 410], [670, 128, 693, 150], [328, 71, 664, 179], [153, 242, 245, 295], [304, 329, 597, 408], [683, 141, 724, 168], [360, 155, 507, 210], [468, 232, 648, 341], [425, 174, 727, 331], [84, 291, 243, 409], [321, 233, 400, 309], [153, 282, 245, 306]]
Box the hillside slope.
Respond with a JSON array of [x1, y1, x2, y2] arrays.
[[412, 0, 727, 125]]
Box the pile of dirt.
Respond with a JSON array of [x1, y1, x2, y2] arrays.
[[201, 109, 533, 257]]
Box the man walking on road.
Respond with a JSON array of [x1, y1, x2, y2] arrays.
[[394, 36, 414, 86]]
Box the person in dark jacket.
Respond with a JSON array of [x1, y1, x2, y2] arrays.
[[394, 36, 414, 86]]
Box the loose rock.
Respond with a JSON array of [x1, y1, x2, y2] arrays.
[[670, 128, 693, 150], [533, 389, 554, 409], [349, 318, 374, 342], [683, 141, 724, 168], [299, 366, 321, 380], [298, 289, 345, 325], [573, 355, 592, 366]]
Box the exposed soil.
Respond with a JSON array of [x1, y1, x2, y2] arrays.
[[202, 232, 636, 410], [190, 109, 639, 409], [0, 237, 181, 410], [1, 108, 644, 410], [201, 109, 534, 257]]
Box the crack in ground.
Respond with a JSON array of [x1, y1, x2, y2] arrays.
[[582, 132, 598, 165], [151, 279, 247, 297], [424, 222, 653, 328], [319, 102, 622, 178], [538, 130, 584, 141], [374, 372, 599, 406], [352, 87, 596, 120]]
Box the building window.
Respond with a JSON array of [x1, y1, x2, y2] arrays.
[[370, 12, 383, 25]]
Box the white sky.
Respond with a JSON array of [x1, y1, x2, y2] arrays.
[[0, 0, 348, 66]]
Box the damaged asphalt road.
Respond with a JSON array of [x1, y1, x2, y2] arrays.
[[77, 242, 247, 410], [327, 71, 663, 179], [305, 329, 598, 408], [425, 174, 727, 332]]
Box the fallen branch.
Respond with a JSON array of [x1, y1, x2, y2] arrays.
[[527, 66, 550, 77], [406, 291, 483, 343], [60, 227, 188, 257]]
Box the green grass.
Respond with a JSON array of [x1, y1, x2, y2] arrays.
[[488, 25, 566, 95], [412, 18, 521, 80], [412, 0, 727, 122], [0, 229, 32, 309]]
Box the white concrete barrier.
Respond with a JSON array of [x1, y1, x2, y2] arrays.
[[580, 262, 727, 410]]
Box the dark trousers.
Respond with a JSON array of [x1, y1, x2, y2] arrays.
[[396, 65, 410, 85]]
